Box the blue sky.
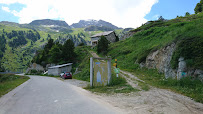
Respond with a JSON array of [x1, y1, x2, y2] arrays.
[[145, 0, 200, 20], [0, 0, 201, 28], [0, 3, 25, 23]]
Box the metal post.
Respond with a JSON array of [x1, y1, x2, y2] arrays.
[[90, 57, 93, 87], [107, 59, 111, 85]]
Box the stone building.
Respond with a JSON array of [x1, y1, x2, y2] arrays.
[[91, 31, 116, 46], [48, 63, 73, 76]]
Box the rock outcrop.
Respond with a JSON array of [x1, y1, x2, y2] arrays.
[[144, 43, 203, 80], [145, 43, 176, 79]]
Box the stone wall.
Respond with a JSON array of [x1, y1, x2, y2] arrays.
[[105, 32, 116, 43]]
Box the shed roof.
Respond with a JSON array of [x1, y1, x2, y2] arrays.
[[48, 63, 73, 69], [91, 31, 114, 38]]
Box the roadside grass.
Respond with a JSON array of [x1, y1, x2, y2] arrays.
[[0, 74, 30, 97], [129, 68, 203, 103], [136, 80, 150, 91], [85, 72, 138, 94]]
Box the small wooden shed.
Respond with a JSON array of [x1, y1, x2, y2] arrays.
[[48, 63, 73, 76]]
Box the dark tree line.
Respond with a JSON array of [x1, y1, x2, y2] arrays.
[[0, 34, 6, 58], [6, 30, 40, 48], [32, 37, 76, 66]]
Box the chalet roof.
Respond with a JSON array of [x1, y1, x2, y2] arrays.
[[91, 31, 114, 38], [48, 63, 73, 69]]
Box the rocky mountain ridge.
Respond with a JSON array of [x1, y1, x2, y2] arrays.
[[71, 19, 121, 29], [29, 19, 71, 28]]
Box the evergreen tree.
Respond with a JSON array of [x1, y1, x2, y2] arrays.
[[185, 12, 190, 16], [97, 36, 109, 55], [194, 0, 203, 14], [44, 38, 54, 52], [49, 45, 62, 64], [62, 39, 76, 62]]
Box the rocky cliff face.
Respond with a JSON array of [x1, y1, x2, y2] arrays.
[[143, 43, 203, 81], [145, 43, 176, 79]]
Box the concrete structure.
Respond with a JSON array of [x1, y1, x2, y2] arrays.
[[90, 57, 111, 87], [91, 31, 116, 46], [48, 63, 73, 76]]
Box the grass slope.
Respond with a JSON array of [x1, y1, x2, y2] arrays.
[[108, 13, 203, 70], [106, 13, 203, 103]]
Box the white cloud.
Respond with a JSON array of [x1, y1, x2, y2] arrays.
[[0, 0, 158, 28], [2, 6, 10, 12]]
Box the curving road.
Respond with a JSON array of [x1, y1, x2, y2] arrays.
[[0, 75, 120, 114]]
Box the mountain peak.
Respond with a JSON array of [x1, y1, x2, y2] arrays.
[[29, 19, 70, 28], [71, 19, 121, 29]]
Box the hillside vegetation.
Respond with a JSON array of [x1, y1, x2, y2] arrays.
[[0, 21, 120, 72], [103, 13, 203, 103], [108, 13, 203, 70]]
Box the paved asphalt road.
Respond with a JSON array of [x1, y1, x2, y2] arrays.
[[0, 76, 120, 114]]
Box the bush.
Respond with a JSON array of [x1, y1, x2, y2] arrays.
[[171, 37, 203, 69]]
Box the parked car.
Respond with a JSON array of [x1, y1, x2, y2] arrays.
[[60, 72, 72, 79]]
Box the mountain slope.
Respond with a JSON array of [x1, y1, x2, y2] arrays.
[[71, 19, 121, 29], [108, 13, 203, 73], [29, 19, 71, 28]]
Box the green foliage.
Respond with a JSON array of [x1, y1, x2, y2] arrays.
[[49, 44, 62, 63], [7, 30, 40, 48], [171, 37, 203, 70], [160, 77, 203, 103], [133, 68, 203, 103], [97, 36, 109, 55], [33, 38, 76, 66], [62, 39, 76, 62], [194, 0, 203, 14], [0, 34, 6, 58], [73, 46, 91, 81], [86, 73, 137, 94], [185, 12, 190, 16], [109, 72, 126, 86], [108, 13, 203, 70]]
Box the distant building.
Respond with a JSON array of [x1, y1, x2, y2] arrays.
[[90, 31, 116, 46], [48, 63, 73, 76]]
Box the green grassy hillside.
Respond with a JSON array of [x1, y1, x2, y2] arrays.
[[0, 23, 122, 72], [108, 13, 203, 70]]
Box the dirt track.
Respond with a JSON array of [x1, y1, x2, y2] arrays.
[[68, 76, 203, 114]]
